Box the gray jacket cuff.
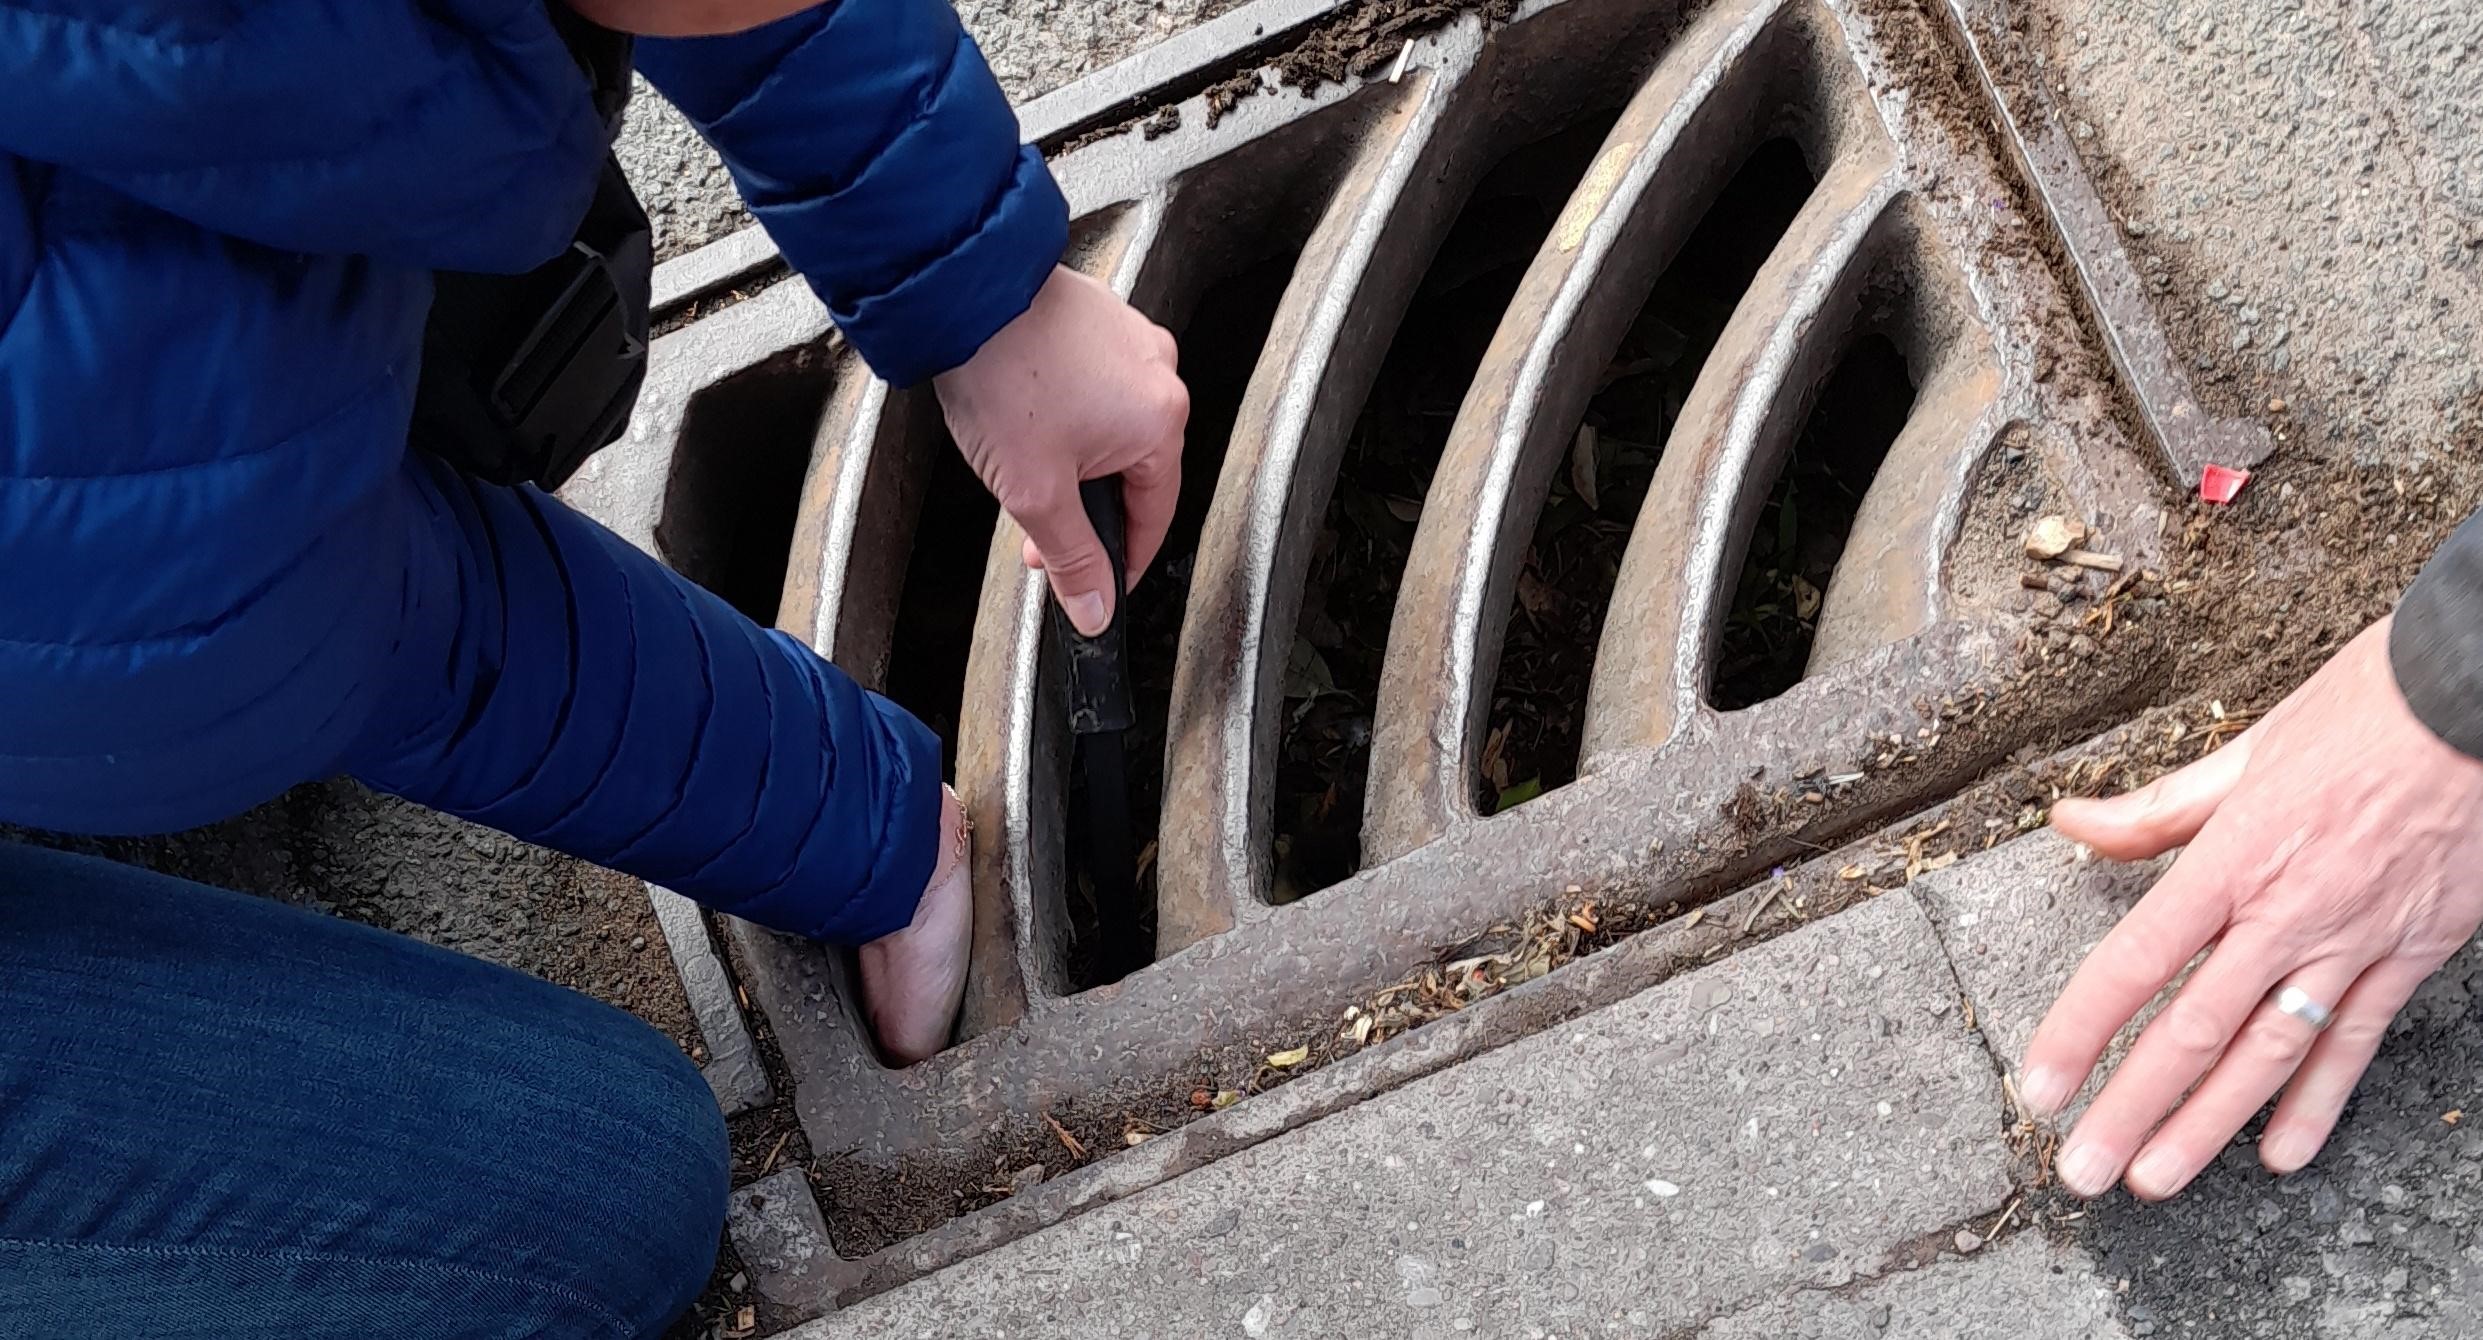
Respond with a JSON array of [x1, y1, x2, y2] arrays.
[[2391, 509, 2483, 759]]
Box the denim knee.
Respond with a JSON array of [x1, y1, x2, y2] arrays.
[[542, 1007, 733, 1333]]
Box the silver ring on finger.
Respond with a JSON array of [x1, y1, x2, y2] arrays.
[[2272, 984, 2335, 1032]]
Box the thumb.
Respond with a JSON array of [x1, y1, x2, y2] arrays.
[[1014, 484, 1116, 637], [2051, 729, 2255, 860]]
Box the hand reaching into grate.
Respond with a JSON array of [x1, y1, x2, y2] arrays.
[[937, 266, 1190, 636], [2016, 617, 2483, 1200]]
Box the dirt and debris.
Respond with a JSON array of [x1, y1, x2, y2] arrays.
[[1094, 0, 1521, 139], [1269, 0, 1516, 92], [652, 271, 795, 337], [1338, 898, 1666, 1047]]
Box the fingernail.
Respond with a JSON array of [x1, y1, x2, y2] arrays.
[[2018, 1066, 2072, 1117], [1065, 591, 1108, 637], [2262, 1128, 2315, 1174], [2127, 1146, 2188, 1198], [2056, 1141, 2116, 1198]]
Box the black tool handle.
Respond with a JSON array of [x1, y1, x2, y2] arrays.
[[1056, 478, 1135, 736]]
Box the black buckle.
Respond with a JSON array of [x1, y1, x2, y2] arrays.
[[487, 240, 647, 484]]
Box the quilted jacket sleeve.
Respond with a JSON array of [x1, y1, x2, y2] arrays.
[[636, 0, 1069, 386], [2392, 510, 2483, 758]]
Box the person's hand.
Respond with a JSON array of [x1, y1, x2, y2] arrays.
[[2020, 616, 2483, 1200], [935, 266, 1187, 636]]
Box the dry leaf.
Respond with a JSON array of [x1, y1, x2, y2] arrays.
[[1265, 1045, 1310, 1068], [1791, 576, 1823, 621], [1570, 424, 1602, 511], [1481, 722, 1513, 791], [1516, 568, 1561, 617], [1124, 1130, 1152, 1147], [2447, 1109, 2466, 1126], [1352, 1013, 1375, 1046], [1212, 1089, 1242, 1110]]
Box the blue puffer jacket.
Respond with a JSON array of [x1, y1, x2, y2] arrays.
[[0, 1, 1066, 941]]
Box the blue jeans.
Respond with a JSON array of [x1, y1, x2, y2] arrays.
[[0, 842, 729, 1338]]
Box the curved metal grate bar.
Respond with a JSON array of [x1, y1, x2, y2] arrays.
[[1364, 0, 1810, 863], [1155, 36, 1490, 954], [1581, 145, 1902, 763]]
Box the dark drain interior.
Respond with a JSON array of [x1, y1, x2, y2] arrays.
[[1483, 136, 1819, 809], [1061, 255, 1295, 988], [1711, 331, 1918, 709], [656, 342, 840, 625], [1270, 113, 1629, 899], [880, 442, 1000, 771]]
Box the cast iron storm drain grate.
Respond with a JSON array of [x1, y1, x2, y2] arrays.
[[565, 0, 2195, 1306]]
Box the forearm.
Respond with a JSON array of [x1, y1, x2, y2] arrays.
[[634, 0, 1067, 385], [349, 458, 945, 944], [2390, 509, 2483, 758]]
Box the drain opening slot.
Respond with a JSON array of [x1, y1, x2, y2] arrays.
[[1060, 255, 1298, 989], [1049, 86, 1408, 989], [1269, 112, 1628, 901], [881, 441, 1002, 771], [1710, 329, 1918, 710], [656, 341, 840, 625], [1482, 137, 1820, 812]]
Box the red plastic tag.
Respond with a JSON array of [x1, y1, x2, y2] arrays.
[[2199, 464, 2252, 505]]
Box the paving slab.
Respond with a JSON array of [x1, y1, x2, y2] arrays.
[[787, 892, 2011, 1338], [1701, 1233, 2130, 1339], [1910, 829, 2169, 1120]]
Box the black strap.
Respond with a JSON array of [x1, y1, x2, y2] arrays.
[[411, 8, 653, 492]]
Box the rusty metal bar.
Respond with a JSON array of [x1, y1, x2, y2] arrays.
[[1938, 0, 2272, 489]]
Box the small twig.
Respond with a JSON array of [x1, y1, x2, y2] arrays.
[[2061, 549, 2125, 573], [1043, 1111, 1089, 1161], [1387, 39, 1414, 82], [759, 1130, 794, 1177], [1739, 878, 1786, 935], [1985, 1195, 2023, 1240]]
